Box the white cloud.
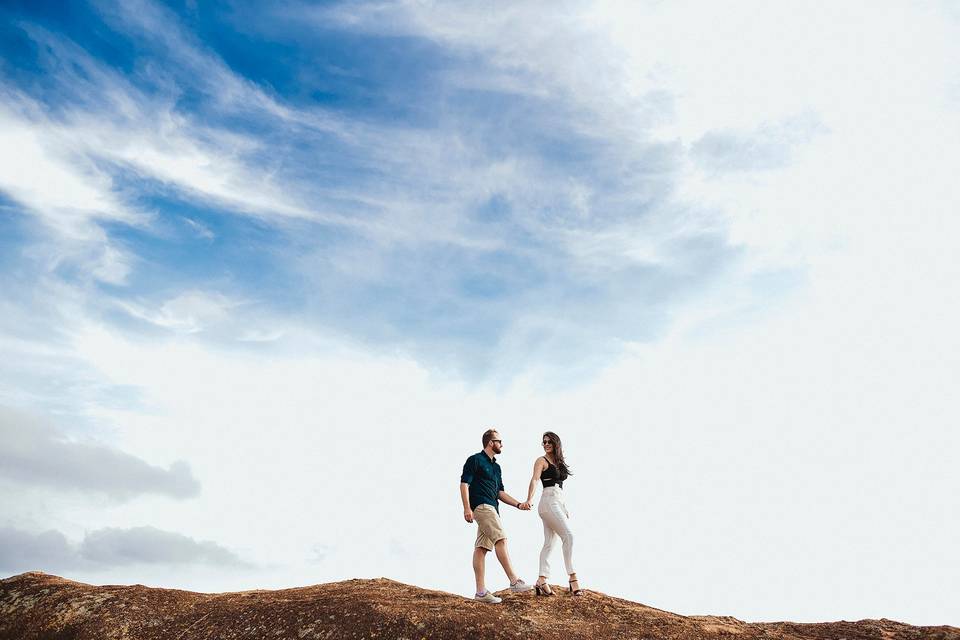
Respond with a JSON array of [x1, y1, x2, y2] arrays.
[[79, 526, 247, 567], [0, 407, 200, 500], [0, 525, 246, 573], [0, 105, 128, 232], [0, 528, 76, 572], [690, 112, 826, 173], [181, 217, 215, 241], [117, 290, 242, 334], [0, 19, 368, 288], [320, 0, 960, 273], [0, 101, 137, 285]]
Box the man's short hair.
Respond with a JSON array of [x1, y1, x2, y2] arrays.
[[482, 429, 499, 448]]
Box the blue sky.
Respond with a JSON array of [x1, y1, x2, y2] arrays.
[[2, 0, 959, 627], [1, 0, 743, 379]]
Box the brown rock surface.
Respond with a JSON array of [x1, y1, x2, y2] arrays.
[[2, 571, 957, 640]]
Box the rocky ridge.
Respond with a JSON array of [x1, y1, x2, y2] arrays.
[[2, 571, 958, 640]]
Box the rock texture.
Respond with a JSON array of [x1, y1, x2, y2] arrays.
[[2, 571, 957, 640]]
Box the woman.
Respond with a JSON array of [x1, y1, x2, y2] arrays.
[[522, 431, 584, 596]]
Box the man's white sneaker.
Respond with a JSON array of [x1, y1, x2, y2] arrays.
[[509, 579, 534, 593], [474, 591, 502, 603]]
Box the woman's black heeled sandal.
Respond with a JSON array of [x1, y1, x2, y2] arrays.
[[535, 581, 554, 596], [568, 578, 584, 596]]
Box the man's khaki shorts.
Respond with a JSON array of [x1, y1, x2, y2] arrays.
[[473, 504, 506, 551]]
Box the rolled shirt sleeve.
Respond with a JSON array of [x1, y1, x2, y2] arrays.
[[460, 455, 477, 484]]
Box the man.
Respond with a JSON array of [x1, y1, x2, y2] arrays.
[[460, 428, 534, 603]]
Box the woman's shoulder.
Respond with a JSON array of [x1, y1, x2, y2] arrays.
[[535, 455, 549, 466]]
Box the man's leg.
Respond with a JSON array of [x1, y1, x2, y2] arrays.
[[472, 546, 488, 594], [493, 539, 519, 584]]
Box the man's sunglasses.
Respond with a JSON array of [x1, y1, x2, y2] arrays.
[[491, 439, 502, 444]]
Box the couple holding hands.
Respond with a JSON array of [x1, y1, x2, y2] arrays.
[[459, 428, 583, 603]]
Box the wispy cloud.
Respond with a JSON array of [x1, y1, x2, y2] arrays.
[[116, 290, 242, 334], [691, 113, 827, 174], [0, 98, 137, 285]]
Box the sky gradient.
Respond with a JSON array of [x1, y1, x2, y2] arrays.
[[1, 0, 959, 626]]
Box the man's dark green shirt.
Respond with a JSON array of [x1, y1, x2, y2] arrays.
[[460, 451, 504, 513]]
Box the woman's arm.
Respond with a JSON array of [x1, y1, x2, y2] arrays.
[[524, 457, 547, 505]]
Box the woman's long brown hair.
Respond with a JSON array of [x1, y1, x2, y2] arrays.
[[543, 431, 572, 479]]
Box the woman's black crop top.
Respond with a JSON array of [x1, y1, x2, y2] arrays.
[[540, 457, 565, 488]]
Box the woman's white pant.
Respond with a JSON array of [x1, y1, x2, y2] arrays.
[[538, 486, 575, 578]]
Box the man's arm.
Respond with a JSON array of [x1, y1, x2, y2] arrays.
[[459, 456, 477, 523], [498, 490, 530, 510], [460, 483, 474, 522]]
